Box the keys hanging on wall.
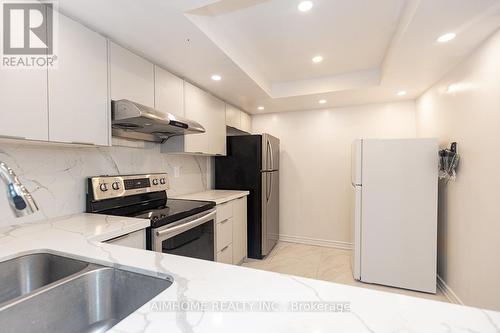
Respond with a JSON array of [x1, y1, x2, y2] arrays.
[[439, 142, 459, 182]]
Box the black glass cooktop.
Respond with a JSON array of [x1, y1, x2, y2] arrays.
[[87, 189, 215, 228], [133, 198, 215, 228]]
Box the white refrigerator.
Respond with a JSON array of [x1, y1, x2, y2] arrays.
[[351, 138, 438, 293]]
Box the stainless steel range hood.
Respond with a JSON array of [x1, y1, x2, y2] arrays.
[[111, 99, 205, 143]]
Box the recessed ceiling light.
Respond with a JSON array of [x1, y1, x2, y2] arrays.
[[437, 33, 456, 43], [318, 99, 327, 104], [397, 91, 407, 96], [211, 74, 222, 81], [298, 1, 313, 12], [312, 55, 323, 63], [257, 106, 265, 110]]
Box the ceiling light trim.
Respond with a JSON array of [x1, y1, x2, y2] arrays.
[[271, 68, 381, 98], [297, 1, 314, 12], [437, 33, 456, 43]]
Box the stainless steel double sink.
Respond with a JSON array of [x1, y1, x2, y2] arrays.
[[0, 253, 172, 333]]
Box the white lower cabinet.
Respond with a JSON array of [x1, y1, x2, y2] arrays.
[[232, 197, 248, 264], [104, 229, 146, 250], [217, 243, 233, 264], [216, 218, 233, 251], [215, 197, 248, 265]]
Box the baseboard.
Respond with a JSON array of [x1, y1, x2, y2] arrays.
[[437, 275, 464, 305], [279, 234, 353, 250]]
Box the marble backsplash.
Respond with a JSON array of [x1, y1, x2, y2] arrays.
[[0, 140, 212, 226]]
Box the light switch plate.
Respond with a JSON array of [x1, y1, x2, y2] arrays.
[[174, 166, 180, 178]]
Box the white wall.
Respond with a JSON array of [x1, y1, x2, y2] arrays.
[[0, 141, 211, 227], [252, 101, 417, 246], [416, 29, 500, 311]]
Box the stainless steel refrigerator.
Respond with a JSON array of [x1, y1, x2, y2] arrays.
[[215, 134, 279, 259]]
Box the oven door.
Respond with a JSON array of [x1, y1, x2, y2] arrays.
[[151, 210, 216, 261]]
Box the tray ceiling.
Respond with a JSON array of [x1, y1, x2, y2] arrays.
[[59, 0, 500, 113]]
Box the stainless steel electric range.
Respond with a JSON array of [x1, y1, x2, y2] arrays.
[[86, 173, 216, 261]]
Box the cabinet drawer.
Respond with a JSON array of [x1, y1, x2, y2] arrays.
[[104, 229, 145, 250], [216, 218, 233, 251], [216, 243, 233, 264], [216, 202, 233, 223]]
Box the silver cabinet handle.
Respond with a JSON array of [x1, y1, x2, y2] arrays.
[[0, 135, 27, 140], [71, 141, 96, 146], [105, 232, 131, 243], [156, 211, 216, 237]]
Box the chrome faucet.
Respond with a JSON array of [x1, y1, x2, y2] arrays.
[[0, 162, 38, 217]]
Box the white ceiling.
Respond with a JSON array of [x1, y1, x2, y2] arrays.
[[188, 0, 404, 83], [58, 0, 500, 114]]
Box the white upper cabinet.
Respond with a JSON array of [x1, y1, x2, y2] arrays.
[[48, 14, 109, 146], [225, 104, 252, 134], [0, 67, 48, 141], [183, 82, 210, 153], [154, 66, 184, 118], [240, 111, 252, 133], [162, 81, 226, 155], [226, 104, 241, 129], [109, 42, 154, 107], [209, 96, 226, 155]]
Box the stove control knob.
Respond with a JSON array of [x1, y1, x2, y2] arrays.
[[112, 182, 120, 190], [99, 183, 108, 192], [160, 178, 166, 185], [152, 216, 159, 221], [152, 179, 159, 186]]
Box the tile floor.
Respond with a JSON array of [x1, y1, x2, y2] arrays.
[[242, 241, 448, 302]]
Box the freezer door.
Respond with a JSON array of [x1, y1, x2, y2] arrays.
[[360, 138, 438, 293], [262, 170, 279, 256], [351, 139, 362, 185], [350, 185, 362, 280], [262, 134, 280, 171]]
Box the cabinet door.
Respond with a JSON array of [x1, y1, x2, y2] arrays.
[[232, 197, 248, 264], [109, 42, 154, 107], [154, 66, 184, 118], [105, 229, 145, 250], [208, 96, 227, 155], [184, 82, 210, 153], [0, 69, 47, 141], [225, 104, 241, 129], [48, 14, 109, 146], [240, 111, 252, 133], [217, 243, 233, 264], [163, 82, 226, 155]]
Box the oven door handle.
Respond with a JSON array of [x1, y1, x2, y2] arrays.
[[155, 210, 216, 238]]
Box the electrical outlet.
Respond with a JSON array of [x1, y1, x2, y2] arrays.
[[174, 166, 180, 178]]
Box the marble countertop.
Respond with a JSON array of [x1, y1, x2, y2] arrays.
[[173, 190, 250, 205], [1, 213, 499, 332]]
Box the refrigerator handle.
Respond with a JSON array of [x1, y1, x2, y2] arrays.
[[268, 172, 273, 203], [268, 140, 274, 171], [266, 172, 270, 202]]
